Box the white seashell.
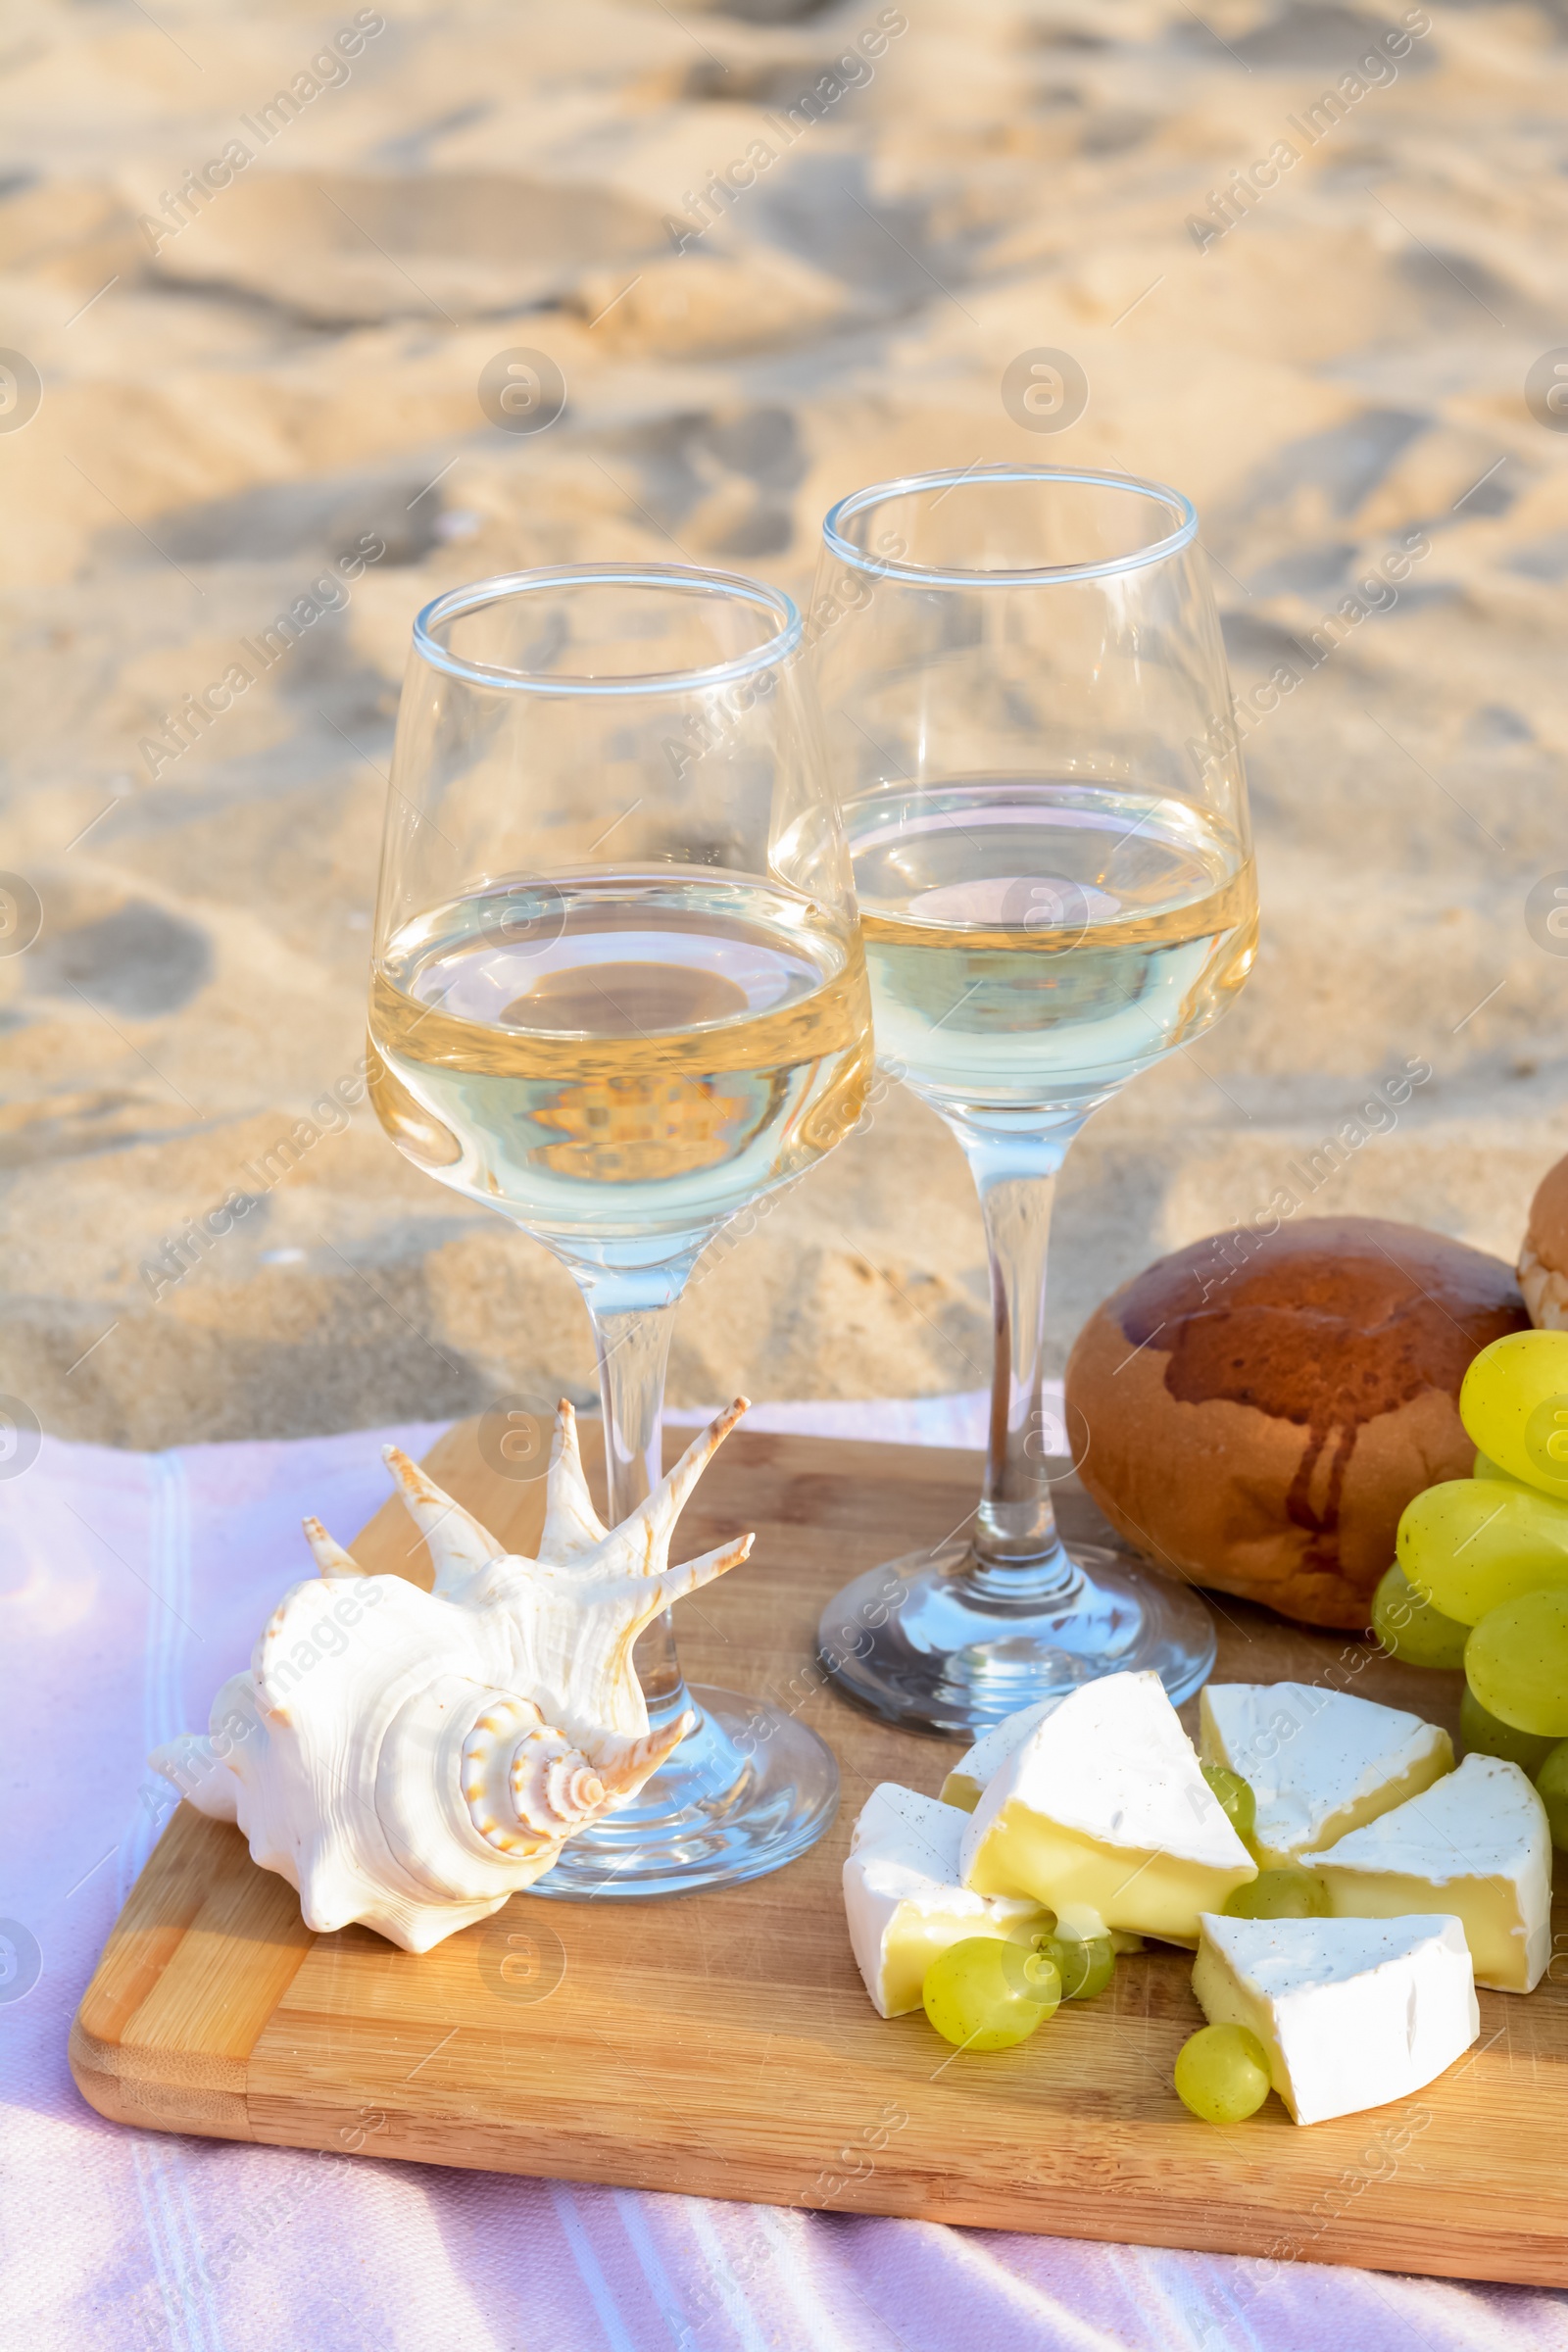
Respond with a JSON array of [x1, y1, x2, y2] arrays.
[[150, 1397, 754, 1951]]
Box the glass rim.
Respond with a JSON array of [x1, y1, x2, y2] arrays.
[[412, 563, 804, 697], [821, 465, 1199, 588]]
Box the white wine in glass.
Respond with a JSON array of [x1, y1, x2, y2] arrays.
[[371, 873, 867, 1235], [811, 468, 1258, 1737], [849, 779, 1253, 1113], [368, 564, 871, 1893]]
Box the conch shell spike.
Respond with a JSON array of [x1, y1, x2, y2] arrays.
[[538, 1397, 610, 1561], [645, 1531, 753, 1614], [612, 1396, 751, 1578], [587, 1712, 696, 1790], [381, 1443, 507, 1595], [302, 1516, 365, 1579]]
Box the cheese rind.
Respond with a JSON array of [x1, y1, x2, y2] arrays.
[[940, 1699, 1061, 1812], [959, 1672, 1256, 1944], [849, 1782, 961, 1858], [843, 1783, 1049, 2017], [1193, 1913, 1479, 2126], [1199, 1683, 1453, 1867], [1314, 1751, 1552, 1992]]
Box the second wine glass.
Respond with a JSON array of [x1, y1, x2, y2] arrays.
[[809, 466, 1259, 1736], [368, 564, 871, 1892]]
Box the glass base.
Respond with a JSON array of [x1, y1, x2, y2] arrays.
[[528, 1685, 839, 1899], [817, 1540, 1216, 1739]]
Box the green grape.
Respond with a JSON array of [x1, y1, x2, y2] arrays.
[[1200, 1761, 1257, 1845], [922, 1936, 1061, 2050], [1370, 1562, 1469, 1669], [1459, 1330, 1568, 1499], [1174, 2024, 1272, 2125], [1474, 1449, 1520, 1484], [1223, 1868, 1330, 1920], [1459, 1687, 1559, 1774], [1034, 1928, 1114, 2001], [1466, 1590, 1568, 1738], [1396, 1479, 1568, 1626], [1535, 1741, 1568, 1851]]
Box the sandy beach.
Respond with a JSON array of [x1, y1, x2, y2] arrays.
[[3, 0, 1566, 1448]]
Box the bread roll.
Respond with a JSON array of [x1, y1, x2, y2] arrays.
[[1064, 1216, 1528, 1630]]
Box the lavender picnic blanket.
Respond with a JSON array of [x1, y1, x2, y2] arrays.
[[2, 1398, 1560, 2352]]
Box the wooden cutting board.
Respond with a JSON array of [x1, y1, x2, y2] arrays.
[[70, 1422, 1568, 2287]]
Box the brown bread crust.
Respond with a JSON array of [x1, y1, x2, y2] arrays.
[[1064, 1216, 1528, 1629]]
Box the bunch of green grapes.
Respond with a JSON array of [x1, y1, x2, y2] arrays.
[[1370, 1562, 1468, 1670], [1460, 1688, 1558, 1774], [1394, 1332, 1568, 1736]]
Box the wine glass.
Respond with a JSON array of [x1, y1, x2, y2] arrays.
[[368, 564, 871, 1892], [809, 466, 1258, 1737]]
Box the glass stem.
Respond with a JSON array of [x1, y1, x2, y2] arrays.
[[953, 1115, 1089, 1602], [572, 1257, 698, 1739]]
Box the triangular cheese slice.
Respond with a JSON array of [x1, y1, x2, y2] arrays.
[[959, 1671, 1255, 1944], [940, 1698, 1061, 1812], [1200, 1683, 1452, 1867], [850, 1782, 959, 1859], [1193, 1912, 1479, 2126], [1314, 1751, 1551, 1991], [843, 1783, 1049, 2018]]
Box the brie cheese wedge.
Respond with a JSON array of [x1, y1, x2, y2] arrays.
[[941, 1699, 1061, 1812], [843, 1783, 1050, 2017], [1199, 1683, 1453, 1867], [1314, 1751, 1552, 1992], [1193, 1912, 1479, 2126], [960, 1671, 1256, 1944]]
